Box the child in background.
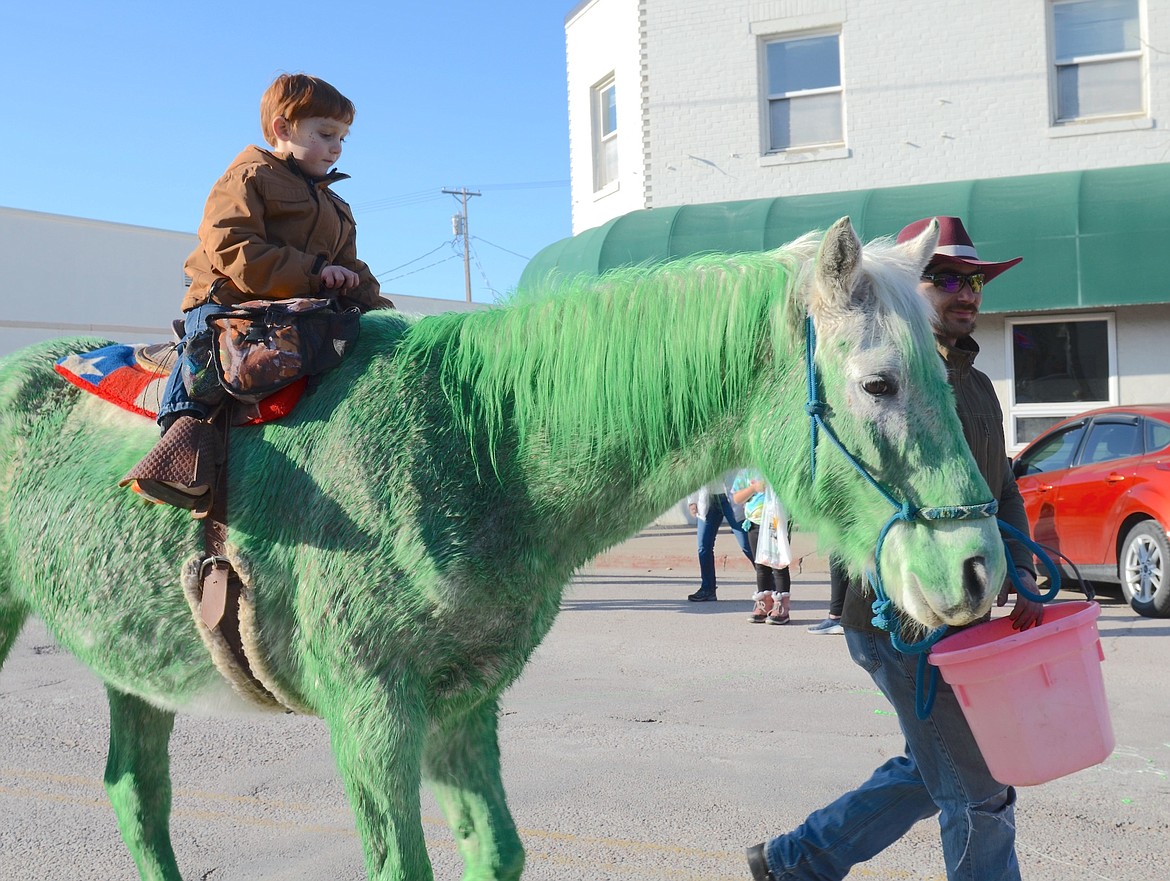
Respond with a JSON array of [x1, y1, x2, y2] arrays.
[[731, 470, 793, 624]]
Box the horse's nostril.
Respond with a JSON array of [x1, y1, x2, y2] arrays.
[[963, 556, 988, 604]]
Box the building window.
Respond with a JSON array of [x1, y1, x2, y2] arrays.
[[763, 32, 843, 152], [592, 76, 618, 192], [1051, 0, 1143, 122], [1007, 314, 1117, 447]]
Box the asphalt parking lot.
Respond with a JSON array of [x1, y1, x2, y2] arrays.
[[2, 526, 1168, 880]]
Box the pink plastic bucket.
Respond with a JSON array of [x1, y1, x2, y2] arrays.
[[928, 600, 1114, 786]]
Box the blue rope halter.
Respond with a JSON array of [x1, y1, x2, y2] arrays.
[[803, 316, 1061, 717]]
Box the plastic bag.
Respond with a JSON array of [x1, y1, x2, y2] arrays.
[[754, 486, 792, 568]]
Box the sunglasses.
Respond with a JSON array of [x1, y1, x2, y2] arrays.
[[921, 271, 985, 294]]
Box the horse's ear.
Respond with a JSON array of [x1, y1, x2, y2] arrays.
[[899, 217, 941, 274], [811, 216, 863, 314]]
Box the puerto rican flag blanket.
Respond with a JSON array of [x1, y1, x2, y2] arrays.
[[54, 343, 304, 426]]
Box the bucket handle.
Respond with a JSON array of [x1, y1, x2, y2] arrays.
[[914, 521, 1064, 719]]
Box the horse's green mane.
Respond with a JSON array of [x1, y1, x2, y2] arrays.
[[399, 241, 819, 470]]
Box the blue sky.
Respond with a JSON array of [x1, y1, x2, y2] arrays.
[[5, 1, 575, 303]]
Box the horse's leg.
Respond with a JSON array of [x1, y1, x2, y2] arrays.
[[103, 686, 181, 881], [0, 598, 29, 672], [324, 680, 434, 881], [423, 698, 524, 881]]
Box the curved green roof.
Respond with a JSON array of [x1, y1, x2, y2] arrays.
[[520, 163, 1170, 314]]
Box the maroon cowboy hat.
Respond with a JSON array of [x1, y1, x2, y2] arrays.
[[896, 216, 1022, 283]]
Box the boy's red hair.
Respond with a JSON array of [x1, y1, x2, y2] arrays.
[[260, 74, 355, 146]]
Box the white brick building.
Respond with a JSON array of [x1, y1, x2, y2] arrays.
[[549, 0, 1170, 449], [566, 0, 1169, 227]]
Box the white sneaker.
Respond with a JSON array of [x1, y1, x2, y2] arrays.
[[806, 617, 844, 635]]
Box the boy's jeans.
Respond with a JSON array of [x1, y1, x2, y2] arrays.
[[156, 303, 231, 426], [764, 628, 1020, 881]]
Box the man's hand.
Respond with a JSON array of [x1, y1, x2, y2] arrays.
[[688, 503, 699, 517], [998, 568, 1045, 631], [320, 265, 360, 290]]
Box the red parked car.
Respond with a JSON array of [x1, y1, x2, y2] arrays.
[[1012, 405, 1170, 618]]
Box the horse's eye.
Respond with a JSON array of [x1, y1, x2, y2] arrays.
[[862, 375, 896, 397]]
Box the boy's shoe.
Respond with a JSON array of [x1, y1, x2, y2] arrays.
[[807, 617, 845, 635], [766, 591, 790, 625], [746, 843, 777, 881], [748, 592, 773, 623], [119, 415, 221, 518], [687, 589, 717, 602]]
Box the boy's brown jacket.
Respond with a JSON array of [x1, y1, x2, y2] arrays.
[[182, 146, 383, 312]]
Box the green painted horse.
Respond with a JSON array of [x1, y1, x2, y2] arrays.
[[0, 218, 1005, 880]]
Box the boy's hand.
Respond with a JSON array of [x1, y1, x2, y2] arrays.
[[320, 265, 360, 290]]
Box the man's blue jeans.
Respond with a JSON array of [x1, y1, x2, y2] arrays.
[[696, 493, 752, 594], [156, 303, 231, 426], [764, 628, 1020, 881]]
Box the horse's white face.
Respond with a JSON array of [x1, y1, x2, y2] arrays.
[[797, 217, 1005, 628]]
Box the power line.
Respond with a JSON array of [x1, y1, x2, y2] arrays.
[[471, 236, 530, 261], [468, 240, 499, 298], [379, 252, 462, 283], [375, 240, 456, 279], [352, 191, 448, 213], [352, 179, 568, 214], [468, 179, 570, 191]]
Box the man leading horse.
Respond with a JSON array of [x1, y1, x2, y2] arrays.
[[749, 216, 1044, 881]]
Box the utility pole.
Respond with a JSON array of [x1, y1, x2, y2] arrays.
[[442, 187, 481, 302]]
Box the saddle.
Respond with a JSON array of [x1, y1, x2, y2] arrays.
[[54, 342, 307, 427], [53, 342, 313, 712]]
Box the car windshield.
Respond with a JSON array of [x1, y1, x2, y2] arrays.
[[1017, 423, 1086, 476]]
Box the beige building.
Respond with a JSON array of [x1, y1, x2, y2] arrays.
[[0, 206, 483, 359]]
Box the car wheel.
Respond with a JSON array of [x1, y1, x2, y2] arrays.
[[1119, 521, 1170, 618]]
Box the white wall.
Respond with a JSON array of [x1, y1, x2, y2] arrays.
[[563, 0, 1170, 447], [566, 0, 1170, 220], [669, 0, 1170, 203], [0, 207, 193, 356], [565, 0, 646, 233], [0, 207, 486, 359]]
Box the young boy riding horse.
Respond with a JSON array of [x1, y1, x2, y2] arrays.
[[124, 73, 392, 511]]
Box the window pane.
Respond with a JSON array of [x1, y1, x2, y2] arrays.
[[600, 137, 618, 188], [593, 79, 618, 191], [767, 35, 840, 94], [1146, 419, 1170, 454], [601, 85, 617, 137], [769, 93, 842, 150], [1053, 0, 1139, 60], [1080, 421, 1140, 464], [1012, 320, 1109, 404], [1057, 58, 1142, 119], [1017, 424, 1086, 475], [1016, 416, 1069, 447]]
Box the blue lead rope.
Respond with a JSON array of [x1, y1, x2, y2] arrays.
[[804, 317, 1064, 718]]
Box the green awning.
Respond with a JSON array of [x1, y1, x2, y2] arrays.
[[519, 163, 1170, 314]]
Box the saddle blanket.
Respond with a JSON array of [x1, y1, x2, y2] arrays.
[[54, 343, 305, 426]]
